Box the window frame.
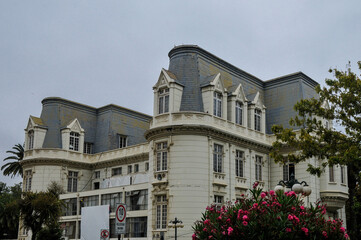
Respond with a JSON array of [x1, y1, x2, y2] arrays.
[[156, 142, 168, 172], [24, 170, 32, 192], [112, 167, 122, 176], [340, 166, 345, 184], [83, 142, 93, 154], [67, 171, 78, 192], [213, 92, 222, 117], [158, 88, 169, 114], [254, 109, 262, 131], [329, 165, 335, 182], [69, 132, 80, 151], [28, 130, 34, 150], [283, 163, 295, 181], [255, 155, 262, 181], [235, 150, 245, 177], [118, 135, 127, 149], [156, 195, 167, 229], [213, 143, 223, 173], [235, 101, 243, 125]]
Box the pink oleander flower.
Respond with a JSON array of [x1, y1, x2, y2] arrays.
[[192, 233, 197, 240], [340, 227, 345, 233], [262, 201, 267, 205], [253, 181, 259, 189], [204, 219, 210, 225], [288, 214, 294, 221], [226, 218, 231, 223], [287, 191, 296, 197], [293, 216, 300, 223], [344, 233, 349, 239], [243, 221, 248, 226], [253, 203, 258, 208], [269, 190, 275, 196], [301, 227, 309, 235], [242, 215, 248, 221], [322, 231, 328, 238], [227, 227, 233, 235], [300, 205, 305, 210], [260, 192, 266, 198], [286, 228, 291, 233], [203, 227, 207, 232]]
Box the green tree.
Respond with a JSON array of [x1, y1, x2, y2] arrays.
[[1, 143, 24, 178], [270, 62, 361, 239], [19, 191, 63, 240], [0, 182, 22, 239]]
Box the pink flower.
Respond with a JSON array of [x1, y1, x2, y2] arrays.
[[253, 181, 259, 189], [203, 227, 207, 232], [192, 233, 196, 240], [288, 214, 294, 221], [227, 227, 233, 235], [293, 216, 300, 223], [301, 227, 309, 235], [322, 231, 328, 238], [340, 227, 345, 233], [253, 203, 258, 208], [300, 206, 305, 210], [243, 221, 248, 226], [260, 192, 266, 198], [262, 201, 267, 205], [286, 228, 291, 233], [226, 218, 231, 223], [242, 215, 249, 221], [287, 191, 296, 197], [344, 233, 349, 239], [269, 190, 275, 196], [204, 219, 210, 225]]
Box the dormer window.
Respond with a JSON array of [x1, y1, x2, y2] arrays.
[[213, 92, 222, 117], [69, 132, 80, 151], [255, 109, 261, 131], [28, 130, 34, 150], [235, 102, 243, 125], [158, 88, 169, 114]]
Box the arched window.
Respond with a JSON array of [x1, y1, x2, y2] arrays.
[[28, 130, 34, 150]]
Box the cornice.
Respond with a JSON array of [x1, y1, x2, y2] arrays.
[[145, 124, 271, 153]]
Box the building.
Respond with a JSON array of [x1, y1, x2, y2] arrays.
[[19, 45, 348, 240]]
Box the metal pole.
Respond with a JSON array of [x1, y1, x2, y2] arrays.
[[175, 223, 177, 240]]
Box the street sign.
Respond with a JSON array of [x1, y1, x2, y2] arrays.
[[100, 229, 109, 240], [115, 203, 127, 234]]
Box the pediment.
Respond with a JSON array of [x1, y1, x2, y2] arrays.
[[249, 92, 266, 109], [66, 118, 84, 133], [229, 84, 247, 102], [211, 73, 226, 93], [25, 116, 45, 131], [153, 69, 182, 90]]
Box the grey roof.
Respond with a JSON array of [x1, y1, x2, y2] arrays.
[[200, 74, 218, 88]]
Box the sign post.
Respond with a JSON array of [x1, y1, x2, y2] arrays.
[[115, 203, 127, 240]]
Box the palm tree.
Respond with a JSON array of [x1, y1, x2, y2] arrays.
[[1, 144, 24, 178]]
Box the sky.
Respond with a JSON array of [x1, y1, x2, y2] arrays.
[[1, 0, 361, 186]]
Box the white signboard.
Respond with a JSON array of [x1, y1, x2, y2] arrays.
[[81, 205, 109, 240], [115, 203, 127, 234]]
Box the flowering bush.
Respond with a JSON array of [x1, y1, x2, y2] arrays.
[[193, 182, 349, 240]]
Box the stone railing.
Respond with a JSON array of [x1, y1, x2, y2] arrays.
[[151, 112, 271, 145], [213, 172, 227, 186], [23, 143, 149, 165]]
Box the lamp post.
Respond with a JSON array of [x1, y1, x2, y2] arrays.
[[168, 217, 184, 240], [274, 173, 312, 196]]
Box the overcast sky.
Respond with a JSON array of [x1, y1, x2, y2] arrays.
[[1, 0, 360, 186]]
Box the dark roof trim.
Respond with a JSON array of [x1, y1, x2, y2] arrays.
[[169, 45, 264, 87], [265, 72, 319, 89]]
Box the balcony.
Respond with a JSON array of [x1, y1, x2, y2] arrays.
[[213, 172, 227, 186], [235, 177, 248, 189]]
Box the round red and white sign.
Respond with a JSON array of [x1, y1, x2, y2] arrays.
[[116, 204, 126, 222], [101, 229, 109, 238]]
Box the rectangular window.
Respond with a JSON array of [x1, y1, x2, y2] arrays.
[[158, 88, 169, 114], [255, 109, 261, 131], [213, 92, 222, 117], [235, 150, 245, 177], [156, 142, 167, 171], [62, 198, 77, 216], [83, 142, 93, 154], [145, 162, 149, 171], [128, 165, 132, 174], [125, 217, 147, 238], [213, 144, 223, 173], [329, 166, 335, 182], [81, 195, 99, 208], [101, 193, 122, 212], [214, 195, 224, 204], [112, 167, 122, 176], [156, 195, 167, 229], [341, 166, 345, 184], [67, 171, 78, 192], [69, 132, 80, 151], [24, 170, 32, 192], [134, 164, 139, 173], [28, 131, 34, 150], [255, 156, 262, 181], [118, 135, 127, 148], [125, 190, 148, 211], [283, 163, 295, 181], [235, 102, 243, 125], [94, 171, 100, 179]]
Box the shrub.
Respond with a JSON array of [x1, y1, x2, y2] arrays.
[[193, 182, 349, 240]]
